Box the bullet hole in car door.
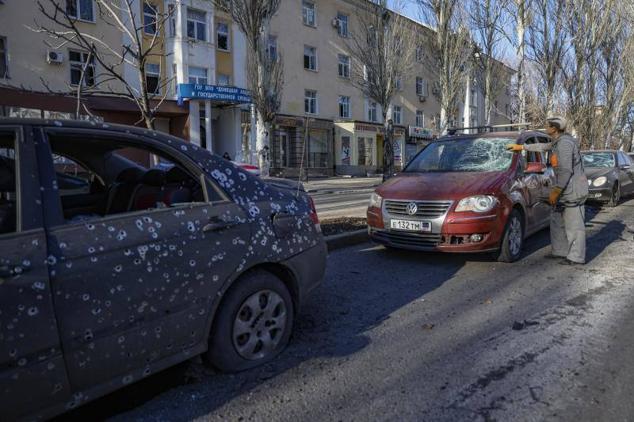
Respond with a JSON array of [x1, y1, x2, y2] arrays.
[[42, 131, 249, 391]]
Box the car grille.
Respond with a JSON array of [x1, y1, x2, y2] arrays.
[[384, 200, 452, 218], [372, 230, 442, 249]]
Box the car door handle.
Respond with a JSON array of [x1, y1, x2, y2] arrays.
[[0, 264, 29, 278], [202, 219, 238, 232]]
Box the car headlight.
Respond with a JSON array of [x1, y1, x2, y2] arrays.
[[455, 195, 498, 213], [369, 192, 383, 208], [592, 176, 607, 187]]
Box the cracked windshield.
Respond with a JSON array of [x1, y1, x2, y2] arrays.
[[582, 152, 616, 168], [404, 137, 515, 173]]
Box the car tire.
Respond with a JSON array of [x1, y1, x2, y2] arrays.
[[607, 183, 620, 207], [205, 270, 294, 372], [495, 209, 524, 263]]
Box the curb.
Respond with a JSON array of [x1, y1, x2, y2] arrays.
[[325, 229, 370, 251]]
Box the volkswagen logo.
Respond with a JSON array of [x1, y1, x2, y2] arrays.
[[406, 202, 418, 215]]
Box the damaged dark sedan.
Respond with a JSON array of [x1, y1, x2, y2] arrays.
[[0, 119, 326, 420]]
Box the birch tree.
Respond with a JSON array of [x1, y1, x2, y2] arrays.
[[347, 0, 417, 180], [213, 0, 283, 176], [33, 0, 173, 129], [418, 0, 472, 133], [469, 0, 511, 125]]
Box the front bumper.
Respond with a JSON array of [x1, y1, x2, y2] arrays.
[[587, 187, 612, 201], [368, 208, 506, 253]]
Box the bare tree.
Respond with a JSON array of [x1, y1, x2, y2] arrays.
[[347, 0, 417, 180], [469, 0, 511, 126], [560, 0, 616, 149], [32, 0, 173, 129], [418, 0, 472, 133], [525, 0, 566, 123], [213, 0, 283, 176], [509, 0, 531, 123]]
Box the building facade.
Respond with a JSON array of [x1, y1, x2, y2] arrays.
[[0, 0, 249, 159], [267, 0, 513, 177]]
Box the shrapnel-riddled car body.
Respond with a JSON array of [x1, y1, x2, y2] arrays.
[[0, 119, 326, 420]]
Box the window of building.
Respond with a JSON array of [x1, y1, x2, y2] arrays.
[[0, 132, 17, 235], [143, 2, 157, 35], [302, 0, 316, 26], [305, 90, 317, 114], [267, 35, 278, 61], [368, 101, 377, 122], [168, 4, 176, 37], [393, 106, 402, 124], [217, 73, 231, 86], [145, 63, 160, 94], [66, 0, 94, 21], [69, 50, 95, 86], [216, 22, 229, 51], [188, 66, 207, 85], [0, 37, 7, 79], [416, 110, 424, 127], [415, 46, 423, 63], [337, 13, 348, 37], [187, 8, 207, 41], [339, 96, 350, 118], [416, 77, 428, 96], [338, 54, 349, 78], [304, 45, 317, 71], [395, 77, 402, 91]]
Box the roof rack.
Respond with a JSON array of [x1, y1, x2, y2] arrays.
[[446, 122, 536, 136]]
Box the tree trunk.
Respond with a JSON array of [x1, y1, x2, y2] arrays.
[[516, 0, 526, 123], [256, 111, 270, 177], [382, 105, 394, 181]]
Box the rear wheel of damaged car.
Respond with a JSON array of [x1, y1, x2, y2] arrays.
[[206, 270, 294, 372], [495, 208, 524, 263]]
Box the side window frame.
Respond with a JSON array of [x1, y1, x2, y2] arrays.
[[39, 127, 230, 228]]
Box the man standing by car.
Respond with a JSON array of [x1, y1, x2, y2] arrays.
[[507, 117, 588, 265]]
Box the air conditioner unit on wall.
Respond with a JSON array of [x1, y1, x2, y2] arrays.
[[331, 18, 340, 28], [432, 83, 441, 95], [418, 95, 427, 102], [47, 50, 64, 64]]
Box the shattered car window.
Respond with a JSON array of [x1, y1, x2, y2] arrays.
[[582, 152, 615, 168], [404, 137, 515, 173]]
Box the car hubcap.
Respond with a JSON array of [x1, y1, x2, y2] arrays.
[[232, 290, 287, 360], [508, 217, 522, 256]]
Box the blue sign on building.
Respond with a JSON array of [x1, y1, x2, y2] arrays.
[[177, 84, 252, 105]]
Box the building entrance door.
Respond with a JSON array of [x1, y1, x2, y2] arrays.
[[279, 131, 290, 167]]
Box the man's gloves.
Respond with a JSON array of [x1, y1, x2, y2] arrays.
[[506, 144, 523, 152], [549, 186, 563, 206]]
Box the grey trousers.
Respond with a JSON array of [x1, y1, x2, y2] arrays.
[[551, 204, 586, 263]]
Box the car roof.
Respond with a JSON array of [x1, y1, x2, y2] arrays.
[[0, 117, 183, 145]]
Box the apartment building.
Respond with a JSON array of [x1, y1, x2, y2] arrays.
[[268, 0, 513, 177], [0, 0, 249, 159]]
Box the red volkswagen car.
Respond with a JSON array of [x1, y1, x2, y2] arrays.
[[367, 130, 554, 262]]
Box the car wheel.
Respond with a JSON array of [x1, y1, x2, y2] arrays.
[[495, 209, 524, 263], [607, 183, 620, 207], [206, 270, 294, 372]]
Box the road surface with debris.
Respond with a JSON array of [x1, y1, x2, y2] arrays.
[[61, 199, 634, 422]]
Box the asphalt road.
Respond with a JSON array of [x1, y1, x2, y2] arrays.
[[61, 199, 634, 422]]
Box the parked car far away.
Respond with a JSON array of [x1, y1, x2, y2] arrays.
[[367, 130, 555, 262], [0, 119, 326, 421], [582, 150, 634, 207]]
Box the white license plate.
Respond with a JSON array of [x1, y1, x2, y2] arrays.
[[390, 219, 431, 232]]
